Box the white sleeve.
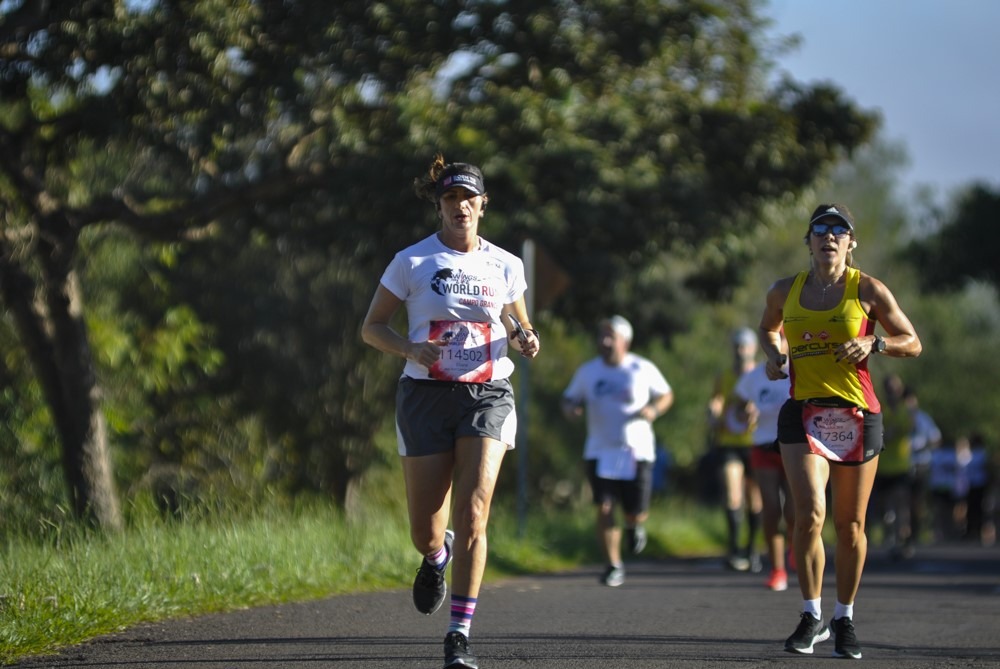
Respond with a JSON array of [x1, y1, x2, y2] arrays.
[[645, 360, 671, 397], [733, 371, 751, 402], [506, 255, 528, 304], [563, 365, 588, 403], [379, 253, 409, 300]]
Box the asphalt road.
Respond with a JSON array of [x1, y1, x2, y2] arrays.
[[14, 543, 1000, 669]]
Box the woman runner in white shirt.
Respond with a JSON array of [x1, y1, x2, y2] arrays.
[[362, 154, 540, 669]]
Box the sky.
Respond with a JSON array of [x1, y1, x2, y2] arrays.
[[766, 0, 1000, 197]]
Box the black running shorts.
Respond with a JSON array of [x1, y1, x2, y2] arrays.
[[777, 398, 884, 465], [585, 459, 654, 516]]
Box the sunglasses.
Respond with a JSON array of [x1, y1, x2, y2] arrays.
[[810, 222, 852, 238]]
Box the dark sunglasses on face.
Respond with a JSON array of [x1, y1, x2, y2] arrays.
[[810, 222, 852, 238]]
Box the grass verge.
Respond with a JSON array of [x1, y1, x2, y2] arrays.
[[0, 494, 726, 665]]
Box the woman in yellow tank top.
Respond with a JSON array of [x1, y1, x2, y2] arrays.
[[757, 203, 921, 659], [706, 328, 762, 572]]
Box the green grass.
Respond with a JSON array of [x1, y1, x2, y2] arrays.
[[0, 493, 727, 666]]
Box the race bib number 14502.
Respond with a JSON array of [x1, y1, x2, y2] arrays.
[[428, 320, 493, 383]]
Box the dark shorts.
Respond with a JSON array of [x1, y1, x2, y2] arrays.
[[872, 473, 909, 496], [715, 445, 753, 470], [777, 398, 883, 466], [395, 376, 517, 457], [586, 459, 653, 516]]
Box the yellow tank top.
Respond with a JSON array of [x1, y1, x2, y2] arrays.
[[782, 268, 881, 412], [714, 367, 754, 448], [879, 400, 913, 475]]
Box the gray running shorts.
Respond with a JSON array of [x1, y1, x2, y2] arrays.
[[395, 376, 517, 456]]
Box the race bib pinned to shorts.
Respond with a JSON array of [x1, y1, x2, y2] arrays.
[[596, 447, 637, 481], [428, 320, 493, 382], [802, 404, 865, 463]]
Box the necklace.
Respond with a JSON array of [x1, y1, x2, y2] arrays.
[[811, 269, 845, 303]]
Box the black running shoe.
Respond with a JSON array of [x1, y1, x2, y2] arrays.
[[626, 525, 647, 554], [830, 616, 863, 659], [443, 631, 478, 668], [784, 612, 830, 654], [413, 529, 454, 615]]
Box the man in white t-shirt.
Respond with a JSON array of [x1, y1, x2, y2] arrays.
[[562, 315, 674, 587]]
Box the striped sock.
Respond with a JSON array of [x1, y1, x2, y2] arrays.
[[448, 594, 477, 637], [426, 544, 449, 570]]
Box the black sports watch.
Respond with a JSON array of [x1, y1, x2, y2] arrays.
[[872, 335, 886, 354]]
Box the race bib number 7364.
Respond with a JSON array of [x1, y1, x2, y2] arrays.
[[802, 404, 865, 463]]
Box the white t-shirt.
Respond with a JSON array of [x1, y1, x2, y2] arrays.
[[562, 352, 671, 462], [380, 233, 526, 382], [910, 409, 941, 466], [733, 362, 791, 445]]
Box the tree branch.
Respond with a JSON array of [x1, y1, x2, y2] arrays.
[[72, 167, 331, 241]]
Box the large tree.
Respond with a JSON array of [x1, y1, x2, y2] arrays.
[[908, 184, 1000, 293], [0, 0, 335, 527], [1, 0, 877, 527]]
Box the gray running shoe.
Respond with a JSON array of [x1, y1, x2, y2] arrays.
[[726, 552, 750, 571], [626, 525, 648, 554], [601, 564, 625, 587]]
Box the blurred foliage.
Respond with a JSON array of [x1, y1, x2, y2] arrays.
[[813, 143, 1000, 448], [908, 185, 1000, 293], [504, 147, 1000, 509], [8, 0, 997, 539]]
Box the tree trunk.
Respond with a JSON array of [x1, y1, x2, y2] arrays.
[[0, 253, 122, 531], [53, 272, 121, 531]]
